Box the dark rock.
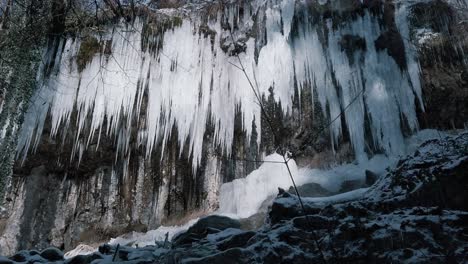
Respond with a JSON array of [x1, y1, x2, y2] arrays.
[[339, 179, 364, 193], [269, 196, 322, 224], [217, 231, 256, 251], [24, 254, 48, 263], [118, 248, 131, 261], [220, 35, 248, 56], [87, 252, 104, 262], [365, 170, 378, 186], [65, 252, 104, 264], [339, 34, 367, 65], [173, 215, 241, 246], [269, 198, 301, 224], [292, 215, 336, 230], [127, 249, 157, 261], [29, 250, 40, 255], [402, 248, 414, 259], [239, 212, 266, 230], [98, 244, 112, 255], [383, 135, 468, 211], [288, 182, 332, 197], [461, 70, 468, 83], [0, 257, 13, 264], [278, 187, 286, 195], [410, 0, 454, 33], [374, 29, 407, 69], [343, 204, 369, 218], [39, 247, 64, 261], [412, 1, 468, 130], [65, 255, 88, 264], [185, 248, 252, 264], [9, 250, 29, 262]]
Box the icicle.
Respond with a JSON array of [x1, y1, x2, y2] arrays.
[[16, 1, 426, 174]]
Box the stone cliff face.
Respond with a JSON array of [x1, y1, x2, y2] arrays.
[[414, 0, 468, 129], [0, 0, 466, 255], [6, 131, 466, 263]]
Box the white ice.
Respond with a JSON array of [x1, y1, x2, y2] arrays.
[[17, 0, 424, 173]]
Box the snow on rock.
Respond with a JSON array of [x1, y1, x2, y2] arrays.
[[64, 217, 200, 259], [64, 244, 96, 259], [218, 153, 298, 218], [5, 130, 465, 263], [364, 131, 468, 208], [218, 129, 451, 219], [109, 217, 199, 248], [60, 128, 436, 259]]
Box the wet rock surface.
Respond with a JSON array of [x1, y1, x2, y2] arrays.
[[3, 133, 466, 263]]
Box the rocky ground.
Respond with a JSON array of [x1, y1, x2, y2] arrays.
[[0, 132, 466, 263]]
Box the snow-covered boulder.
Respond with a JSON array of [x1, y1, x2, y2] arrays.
[[173, 215, 241, 246]]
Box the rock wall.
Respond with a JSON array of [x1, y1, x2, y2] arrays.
[[0, 0, 467, 255], [413, 0, 468, 129]]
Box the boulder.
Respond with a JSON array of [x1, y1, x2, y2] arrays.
[[269, 192, 321, 224], [339, 179, 364, 193], [66, 249, 114, 263], [173, 215, 241, 246], [365, 170, 378, 186], [25, 254, 47, 263], [0, 257, 13, 264], [239, 212, 266, 230], [217, 231, 256, 251], [9, 250, 29, 262], [29, 250, 40, 255], [288, 183, 333, 197], [184, 248, 252, 264], [40, 247, 64, 261], [292, 215, 337, 230], [98, 244, 112, 255], [65, 255, 88, 264]]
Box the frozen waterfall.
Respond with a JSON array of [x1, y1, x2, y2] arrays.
[[16, 0, 423, 171]]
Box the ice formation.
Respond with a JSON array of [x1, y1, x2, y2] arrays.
[[63, 129, 450, 258], [218, 153, 298, 218], [17, 0, 423, 171], [218, 129, 449, 218]]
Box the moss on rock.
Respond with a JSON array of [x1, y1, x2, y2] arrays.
[[76, 36, 102, 72], [141, 15, 183, 53]]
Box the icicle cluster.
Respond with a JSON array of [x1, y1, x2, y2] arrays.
[[16, 0, 423, 170]]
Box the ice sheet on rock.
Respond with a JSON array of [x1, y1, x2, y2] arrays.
[[217, 153, 390, 219], [218, 129, 448, 218], [16, 0, 425, 174], [218, 153, 299, 218], [301, 188, 369, 205], [66, 217, 200, 258]]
